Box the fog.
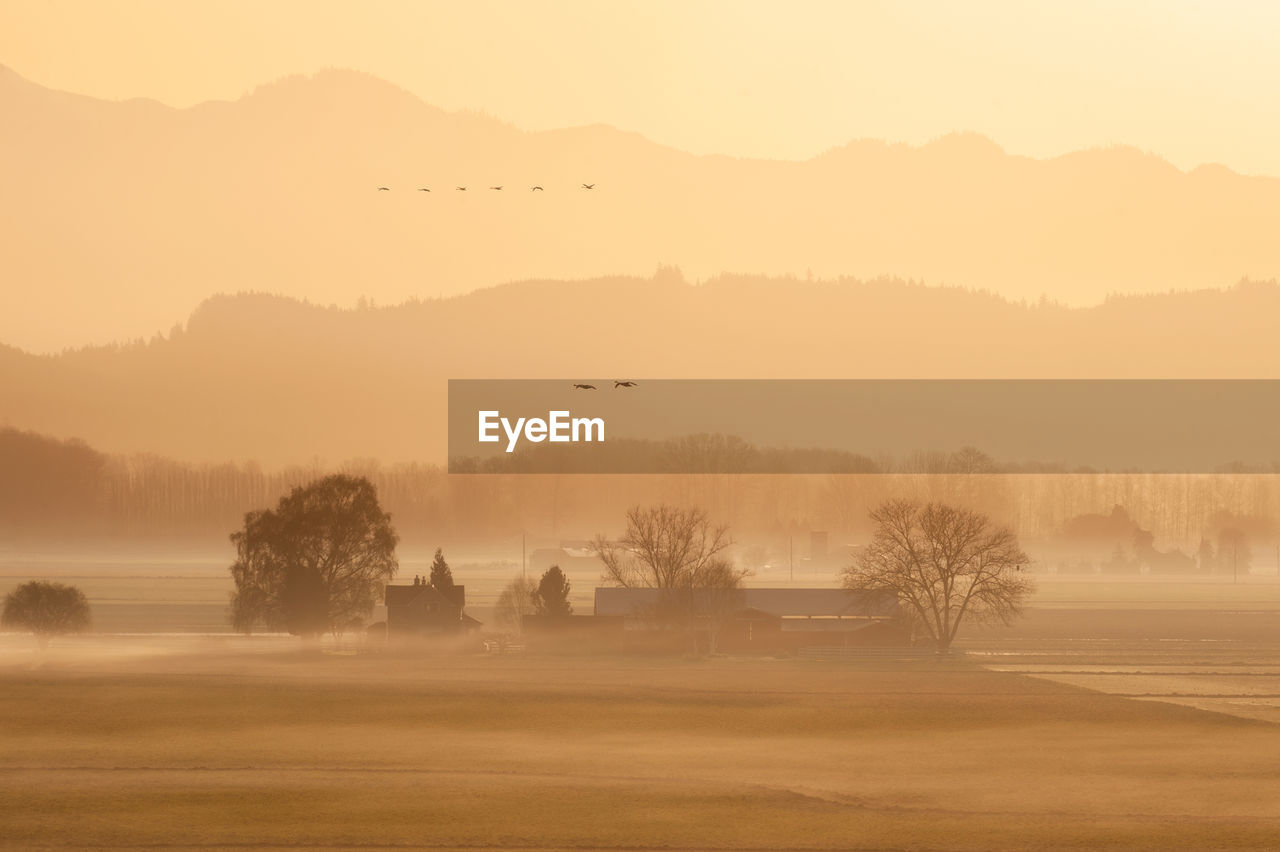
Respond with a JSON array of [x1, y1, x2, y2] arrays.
[[6, 9, 1280, 847], [5, 612, 1280, 848]]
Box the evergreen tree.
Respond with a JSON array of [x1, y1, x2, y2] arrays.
[[533, 565, 573, 617], [429, 548, 455, 593]]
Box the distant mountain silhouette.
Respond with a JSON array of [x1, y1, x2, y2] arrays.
[[2, 274, 1279, 465], [4, 64, 1280, 351]]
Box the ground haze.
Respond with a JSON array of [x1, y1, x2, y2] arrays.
[[4, 646, 1279, 850], [5, 4, 1280, 848]]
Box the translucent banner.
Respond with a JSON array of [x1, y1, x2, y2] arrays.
[[447, 379, 1280, 474]]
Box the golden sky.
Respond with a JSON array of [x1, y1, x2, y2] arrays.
[[5, 0, 1280, 175]]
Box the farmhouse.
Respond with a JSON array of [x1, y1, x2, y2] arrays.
[[384, 583, 481, 636]]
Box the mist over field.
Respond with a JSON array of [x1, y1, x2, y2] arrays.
[[5, 2, 1280, 848]]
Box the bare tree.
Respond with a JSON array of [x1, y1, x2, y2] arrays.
[[495, 574, 538, 634], [842, 499, 1031, 653], [593, 504, 732, 589], [687, 558, 748, 655], [594, 505, 746, 652]]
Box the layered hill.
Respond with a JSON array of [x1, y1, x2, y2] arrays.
[[5, 64, 1280, 351], [2, 275, 1279, 465]]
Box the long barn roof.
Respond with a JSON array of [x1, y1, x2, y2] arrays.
[[593, 587, 897, 618]]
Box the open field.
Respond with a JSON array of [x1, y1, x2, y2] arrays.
[[3, 646, 1280, 850]]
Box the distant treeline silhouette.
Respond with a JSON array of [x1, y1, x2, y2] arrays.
[[448, 434, 1244, 475], [2, 428, 1276, 558], [6, 275, 1280, 467], [1043, 503, 1271, 576], [451, 434, 881, 474]]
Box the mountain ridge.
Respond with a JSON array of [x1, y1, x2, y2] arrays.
[[5, 62, 1280, 354], [2, 63, 1257, 174]]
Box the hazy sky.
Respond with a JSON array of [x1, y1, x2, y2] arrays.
[[5, 0, 1280, 175]]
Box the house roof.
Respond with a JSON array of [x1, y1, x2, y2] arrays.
[[593, 587, 897, 618], [385, 584, 465, 608]]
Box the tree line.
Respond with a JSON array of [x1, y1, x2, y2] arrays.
[[218, 477, 1025, 654], [3, 427, 1276, 558]]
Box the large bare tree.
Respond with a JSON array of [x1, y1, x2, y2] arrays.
[[495, 574, 537, 634], [843, 499, 1031, 652], [687, 558, 747, 655], [594, 505, 747, 652], [593, 504, 734, 589]]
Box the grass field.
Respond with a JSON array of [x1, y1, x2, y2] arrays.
[[3, 648, 1280, 850]]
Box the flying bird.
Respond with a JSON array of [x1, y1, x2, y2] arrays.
[[490, 185, 504, 190], [455, 186, 467, 191], [581, 183, 595, 189], [572, 383, 597, 390], [417, 187, 431, 192], [531, 186, 544, 191], [377, 186, 390, 191], [614, 381, 637, 388]]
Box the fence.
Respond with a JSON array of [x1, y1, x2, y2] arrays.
[[797, 646, 957, 659]]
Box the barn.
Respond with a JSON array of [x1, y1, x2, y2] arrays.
[[593, 587, 902, 653]]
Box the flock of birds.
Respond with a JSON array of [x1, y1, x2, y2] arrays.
[[377, 183, 596, 192], [574, 381, 637, 390], [376, 181, 620, 392]]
